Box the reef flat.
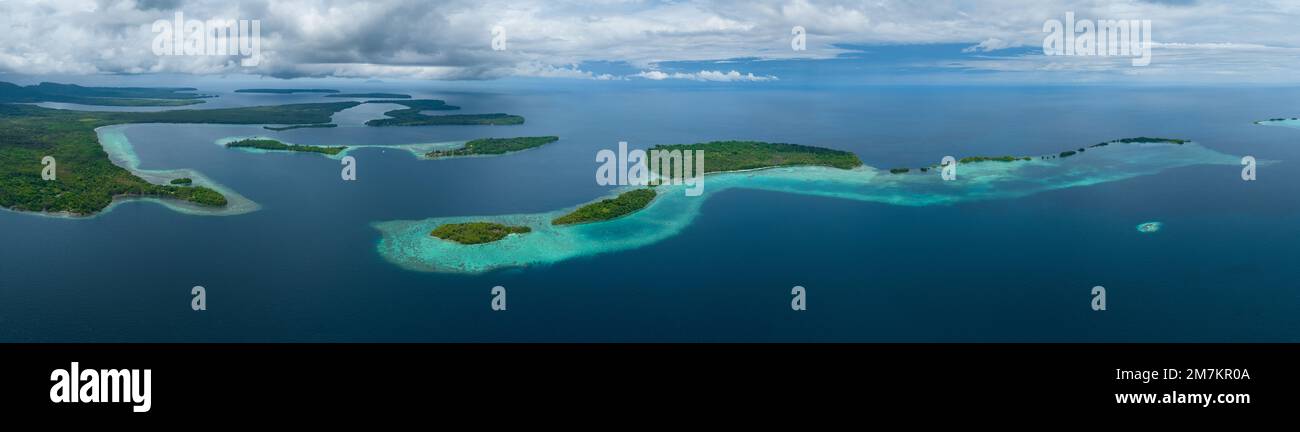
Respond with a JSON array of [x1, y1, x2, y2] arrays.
[[374, 139, 1242, 273]]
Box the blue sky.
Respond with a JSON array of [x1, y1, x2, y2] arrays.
[[1, 0, 1297, 85]]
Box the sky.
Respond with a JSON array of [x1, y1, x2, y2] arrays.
[[0, 0, 1298, 85]]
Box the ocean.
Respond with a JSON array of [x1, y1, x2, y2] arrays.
[[1, 83, 1297, 341]]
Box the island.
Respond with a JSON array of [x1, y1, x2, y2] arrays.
[[649, 140, 863, 172], [0, 82, 208, 106], [429, 222, 532, 245], [234, 89, 339, 94], [361, 99, 528, 126], [1092, 137, 1188, 147], [552, 188, 657, 225], [960, 155, 1032, 163], [0, 82, 362, 215], [225, 138, 347, 155], [170, 178, 193, 185], [1137, 221, 1162, 233], [426, 136, 559, 158], [326, 93, 412, 99], [264, 124, 337, 131], [1255, 117, 1299, 125], [885, 137, 1193, 173]]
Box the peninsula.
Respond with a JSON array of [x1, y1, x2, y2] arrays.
[[0, 82, 361, 215]]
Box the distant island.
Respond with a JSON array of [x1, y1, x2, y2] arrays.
[[426, 136, 559, 158], [430, 222, 532, 244], [1254, 117, 1299, 125], [0, 81, 362, 215], [0, 82, 208, 106], [362, 99, 527, 126], [553, 188, 657, 225], [226, 138, 347, 155], [887, 136, 1192, 174], [264, 123, 338, 131], [326, 93, 412, 99], [234, 89, 340, 94]]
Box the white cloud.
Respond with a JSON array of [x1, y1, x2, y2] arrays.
[[634, 69, 778, 82], [962, 38, 1014, 53], [0, 0, 1298, 82]]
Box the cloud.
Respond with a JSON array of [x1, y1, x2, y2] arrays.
[[634, 69, 778, 82], [962, 38, 1014, 53], [0, 0, 1297, 83]]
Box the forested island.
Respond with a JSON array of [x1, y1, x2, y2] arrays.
[[362, 99, 526, 126], [429, 222, 532, 244], [885, 137, 1192, 174], [552, 189, 657, 225], [426, 136, 559, 158], [170, 178, 193, 185], [327, 93, 412, 99], [0, 82, 208, 106], [264, 123, 337, 131], [234, 89, 339, 94], [0, 85, 361, 215], [226, 138, 347, 155], [649, 140, 863, 173]]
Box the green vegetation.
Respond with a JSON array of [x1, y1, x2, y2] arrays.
[[0, 82, 207, 106], [327, 93, 412, 99], [429, 222, 532, 244], [1059, 150, 1078, 158], [426, 136, 559, 158], [0, 88, 360, 215], [226, 138, 347, 155], [648, 140, 862, 174], [1113, 137, 1188, 144], [264, 123, 337, 131], [360, 99, 527, 126], [959, 155, 1031, 163], [170, 178, 193, 185], [552, 189, 657, 225], [234, 89, 339, 94]]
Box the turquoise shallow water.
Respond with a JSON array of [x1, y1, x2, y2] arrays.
[[95, 125, 260, 217], [374, 141, 1241, 273]]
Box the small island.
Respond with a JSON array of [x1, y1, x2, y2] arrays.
[[960, 155, 1032, 163], [234, 89, 339, 94], [359, 99, 531, 126], [225, 138, 347, 155], [264, 123, 337, 131], [326, 93, 412, 99], [170, 178, 193, 185], [426, 136, 559, 158], [552, 189, 657, 225], [430, 222, 531, 244], [1137, 221, 1162, 233]]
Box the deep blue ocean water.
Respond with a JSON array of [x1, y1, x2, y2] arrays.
[[1, 84, 1297, 341]]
